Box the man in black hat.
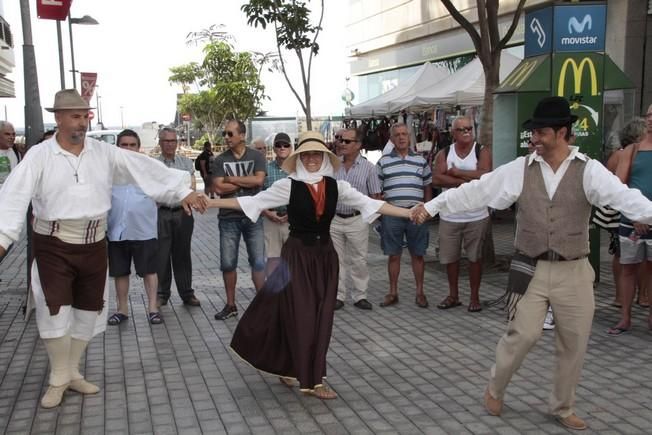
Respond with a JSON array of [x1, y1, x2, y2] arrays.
[[411, 96, 652, 430], [0, 89, 205, 409]]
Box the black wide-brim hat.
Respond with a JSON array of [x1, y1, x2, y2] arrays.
[[522, 96, 578, 130]]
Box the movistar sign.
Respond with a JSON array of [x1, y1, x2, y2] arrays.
[[554, 4, 606, 52]]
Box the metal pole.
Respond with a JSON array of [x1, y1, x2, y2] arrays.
[[20, 0, 45, 307], [68, 13, 77, 89], [56, 21, 65, 89]]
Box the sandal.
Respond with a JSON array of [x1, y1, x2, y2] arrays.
[[148, 312, 163, 325], [107, 313, 128, 326], [437, 296, 462, 310], [305, 385, 337, 400], [279, 377, 294, 388], [380, 293, 399, 307], [468, 302, 483, 313]]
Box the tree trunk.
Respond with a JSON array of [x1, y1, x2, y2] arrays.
[[479, 55, 500, 265], [304, 89, 312, 130]]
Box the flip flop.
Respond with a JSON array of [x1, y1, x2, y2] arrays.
[[108, 313, 128, 326], [605, 326, 629, 337], [437, 296, 462, 310], [468, 302, 483, 313]]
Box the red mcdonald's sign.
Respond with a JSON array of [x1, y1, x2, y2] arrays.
[[36, 0, 73, 21]]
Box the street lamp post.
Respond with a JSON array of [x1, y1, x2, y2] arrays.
[[67, 14, 99, 90]]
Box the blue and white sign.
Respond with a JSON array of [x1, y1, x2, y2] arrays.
[[525, 7, 553, 58], [553, 4, 606, 52]]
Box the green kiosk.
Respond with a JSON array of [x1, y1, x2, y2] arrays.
[[494, 1, 635, 278]]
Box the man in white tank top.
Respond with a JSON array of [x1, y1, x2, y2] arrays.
[[432, 116, 491, 312]]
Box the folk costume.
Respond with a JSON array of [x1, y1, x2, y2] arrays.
[[422, 97, 652, 429], [0, 90, 192, 408], [229, 132, 383, 393]]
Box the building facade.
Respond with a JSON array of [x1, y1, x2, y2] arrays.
[[0, 2, 15, 98]]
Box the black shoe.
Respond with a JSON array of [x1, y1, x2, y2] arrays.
[[334, 299, 344, 311], [354, 299, 373, 310], [157, 297, 168, 307], [214, 305, 238, 320], [183, 295, 201, 306]]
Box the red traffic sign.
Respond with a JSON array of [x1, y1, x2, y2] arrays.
[[88, 111, 95, 120], [36, 0, 73, 21], [181, 113, 192, 122]]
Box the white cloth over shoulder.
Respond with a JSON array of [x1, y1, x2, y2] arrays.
[[238, 178, 384, 223], [0, 136, 192, 249]]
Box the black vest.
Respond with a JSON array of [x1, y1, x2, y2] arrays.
[[288, 177, 337, 242]]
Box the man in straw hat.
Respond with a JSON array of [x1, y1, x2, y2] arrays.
[[412, 96, 652, 430], [204, 130, 416, 399], [0, 89, 206, 408]]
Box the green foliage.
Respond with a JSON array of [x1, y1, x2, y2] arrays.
[[241, 0, 325, 130], [169, 40, 266, 143]]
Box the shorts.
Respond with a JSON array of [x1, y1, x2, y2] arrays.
[[381, 215, 429, 256], [438, 217, 489, 264], [218, 217, 266, 272], [619, 236, 652, 264], [263, 216, 290, 258], [108, 239, 158, 277]]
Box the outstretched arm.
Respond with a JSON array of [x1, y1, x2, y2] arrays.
[[207, 197, 241, 210]]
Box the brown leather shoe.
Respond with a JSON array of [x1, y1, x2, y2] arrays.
[[484, 387, 503, 416], [415, 293, 429, 308], [183, 295, 201, 306], [380, 293, 398, 307], [557, 414, 587, 430]]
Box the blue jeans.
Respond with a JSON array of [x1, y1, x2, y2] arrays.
[[218, 217, 265, 272], [381, 215, 429, 256]]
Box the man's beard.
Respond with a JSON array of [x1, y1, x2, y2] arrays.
[[69, 130, 86, 145]]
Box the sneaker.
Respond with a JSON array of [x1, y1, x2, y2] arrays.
[[214, 304, 238, 320], [543, 307, 555, 330]]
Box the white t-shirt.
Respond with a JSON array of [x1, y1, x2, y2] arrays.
[[0, 148, 18, 186]]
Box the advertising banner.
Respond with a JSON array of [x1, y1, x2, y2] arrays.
[[553, 4, 607, 53], [552, 53, 604, 159], [36, 0, 73, 21], [80, 72, 97, 104], [524, 7, 553, 58]]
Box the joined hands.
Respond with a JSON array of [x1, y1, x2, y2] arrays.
[[409, 203, 431, 225], [182, 192, 209, 215]]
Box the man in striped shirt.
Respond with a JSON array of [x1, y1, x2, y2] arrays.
[[376, 123, 432, 308], [331, 128, 382, 311]]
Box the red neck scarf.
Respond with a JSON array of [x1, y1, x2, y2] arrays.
[[306, 179, 326, 221]]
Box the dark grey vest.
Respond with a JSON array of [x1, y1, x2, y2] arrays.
[[515, 159, 591, 259]]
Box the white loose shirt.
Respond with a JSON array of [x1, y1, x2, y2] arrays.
[[0, 135, 192, 249], [424, 146, 652, 224], [238, 178, 384, 223]]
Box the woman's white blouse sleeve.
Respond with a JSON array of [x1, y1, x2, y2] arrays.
[[336, 180, 384, 222], [237, 178, 291, 221]]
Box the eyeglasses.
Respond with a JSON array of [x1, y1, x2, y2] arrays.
[[274, 143, 291, 148], [334, 135, 342, 140], [222, 131, 237, 138], [455, 127, 473, 133], [340, 139, 357, 144]]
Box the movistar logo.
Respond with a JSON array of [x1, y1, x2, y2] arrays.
[[568, 15, 592, 34], [561, 14, 597, 45]]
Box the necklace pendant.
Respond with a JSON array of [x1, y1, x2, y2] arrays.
[[74, 172, 79, 183]]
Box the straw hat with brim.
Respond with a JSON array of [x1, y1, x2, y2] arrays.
[[281, 131, 340, 173], [45, 89, 94, 112], [522, 96, 578, 130]]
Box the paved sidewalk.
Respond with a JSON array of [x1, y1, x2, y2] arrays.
[[1, 210, 651, 434]]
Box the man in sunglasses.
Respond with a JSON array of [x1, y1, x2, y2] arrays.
[[331, 128, 381, 311], [261, 132, 293, 277], [212, 120, 267, 320], [432, 116, 491, 313]]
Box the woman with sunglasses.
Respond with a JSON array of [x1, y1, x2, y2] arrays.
[[206, 131, 414, 399]]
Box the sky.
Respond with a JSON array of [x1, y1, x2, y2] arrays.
[[2, 0, 351, 129]]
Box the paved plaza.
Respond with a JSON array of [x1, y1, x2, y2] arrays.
[[1, 210, 652, 434]]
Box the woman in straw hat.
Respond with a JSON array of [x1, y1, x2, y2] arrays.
[[206, 131, 413, 399]]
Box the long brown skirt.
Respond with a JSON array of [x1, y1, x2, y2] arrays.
[[230, 235, 339, 390]]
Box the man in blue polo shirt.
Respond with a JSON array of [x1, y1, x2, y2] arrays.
[[376, 123, 432, 308]]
